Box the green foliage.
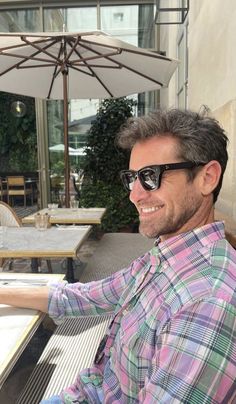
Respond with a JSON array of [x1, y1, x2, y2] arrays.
[[80, 97, 139, 232], [51, 159, 65, 176], [0, 92, 37, 172]]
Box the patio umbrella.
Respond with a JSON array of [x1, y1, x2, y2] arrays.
[[0, 31, 178, 206]]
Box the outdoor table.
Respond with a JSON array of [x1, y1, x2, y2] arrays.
[[22, 207, 106, 225], [0, 226, 91, 282], [0, 272, 64, 389]]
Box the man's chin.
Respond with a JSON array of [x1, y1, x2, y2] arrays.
[[139, 223, 159, 239]]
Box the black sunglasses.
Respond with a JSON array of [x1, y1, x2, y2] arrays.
[[120, 162, 205, 192]]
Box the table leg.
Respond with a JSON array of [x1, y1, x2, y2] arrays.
[[66, 258, 75, 283], [31, 258, 39, 273]]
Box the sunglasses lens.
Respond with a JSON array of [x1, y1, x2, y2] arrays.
[[121, 172, 136, 191], [139, 167, 160, 190], [120, 166, 160, 191]]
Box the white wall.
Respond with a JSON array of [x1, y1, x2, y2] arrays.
[[188, 0, 236, 111], [160, 0, 236, 219]]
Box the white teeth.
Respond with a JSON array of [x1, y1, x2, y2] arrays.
[[141, 206, 162, 213]]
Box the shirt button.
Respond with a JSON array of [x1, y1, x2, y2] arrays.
[[140, 273, 146, 282]]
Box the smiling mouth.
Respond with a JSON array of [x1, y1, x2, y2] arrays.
[[140, 205, 164, 214]]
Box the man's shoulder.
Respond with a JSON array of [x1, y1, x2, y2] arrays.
[[211, 237, 236, 263], [209, 238, 236, 302]]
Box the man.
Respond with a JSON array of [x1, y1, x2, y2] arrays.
[[1, 109, 235, 403]]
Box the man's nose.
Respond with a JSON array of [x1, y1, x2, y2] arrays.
[[129, 178, 149, 204]]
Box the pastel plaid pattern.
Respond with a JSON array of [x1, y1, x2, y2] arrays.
[[48, 221, 236, 403]]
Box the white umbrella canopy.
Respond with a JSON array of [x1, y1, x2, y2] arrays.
[[69, 147, 87, 156], [0, 31, 178, 206], [49, 144, 75, 152]]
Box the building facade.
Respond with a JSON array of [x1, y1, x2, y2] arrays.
[[160, 0, 236, 220]]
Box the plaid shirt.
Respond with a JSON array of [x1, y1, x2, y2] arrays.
[[49, 221, 236, 403]]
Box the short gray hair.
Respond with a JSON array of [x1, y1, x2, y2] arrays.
[[117, 108, 228, 203]]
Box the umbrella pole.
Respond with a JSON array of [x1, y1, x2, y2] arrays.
[[63, 70, 70, 208]]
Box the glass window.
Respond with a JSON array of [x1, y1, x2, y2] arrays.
[[44, 7, 97, 32], [101, 5, 138, 45], [44, 6, 98, 202], [101, 4, 155, 48], [47, 97, 99, 203], [0, 9, 40, 32], [0, 8, 39, 190]]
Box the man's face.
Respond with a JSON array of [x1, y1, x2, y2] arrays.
[[129, 135, 206, 240]]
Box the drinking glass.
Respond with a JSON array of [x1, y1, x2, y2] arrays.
[[70, 200, 79, 209], [35, 213, 49, 231]]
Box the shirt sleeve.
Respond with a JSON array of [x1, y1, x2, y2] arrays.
[[48, 263, 136, 324], [138, 298, 236, 403]]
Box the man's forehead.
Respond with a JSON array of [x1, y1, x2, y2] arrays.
[[129, 135, 180, 168]]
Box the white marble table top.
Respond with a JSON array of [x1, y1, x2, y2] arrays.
[[0, 225, 92, 258], [0, 272, 64, 388], [22, 207, 106, 225]]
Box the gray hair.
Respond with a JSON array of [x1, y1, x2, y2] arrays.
[[117, 108, 228, 203]]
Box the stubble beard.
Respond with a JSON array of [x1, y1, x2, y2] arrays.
[[139, 193, 202, 240]]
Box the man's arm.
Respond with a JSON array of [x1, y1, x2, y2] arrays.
[[0, 286, 50, 313]]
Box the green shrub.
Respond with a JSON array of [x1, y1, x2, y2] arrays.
[[80, 97, 139, 232]]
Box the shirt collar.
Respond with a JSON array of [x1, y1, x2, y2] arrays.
[[153, 221, 225, 266]]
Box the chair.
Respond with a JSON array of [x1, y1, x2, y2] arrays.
[[7, 176, 33, 207], [0, 201, 52, 272], [0, 178, 7, 201]]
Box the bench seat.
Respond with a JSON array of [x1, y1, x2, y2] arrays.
[[17, 315, 111, 404]]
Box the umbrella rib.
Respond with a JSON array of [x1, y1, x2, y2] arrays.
[[108, 56, 164, 87], [0, 39, 60, 77], [67, 39, 114, 97], [22, 36, 63, 64], [71, 64, 120, 72], [46, 38, 83, 99], [78, 41, 164, 87], [80, 37, 172, 62], [63, 35, 80, 67], [47, 42, 65, 99], [0, 50, 58, 65], [69, 50, 122, 65], [0, 36, 56, 52]]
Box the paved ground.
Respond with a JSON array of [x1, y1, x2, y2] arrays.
[[0, 204, 100, 403]]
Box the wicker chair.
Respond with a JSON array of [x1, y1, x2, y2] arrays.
[[0, 200, 21, 227]]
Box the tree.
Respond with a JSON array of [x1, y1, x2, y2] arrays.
[[80, 97, 139, 232]]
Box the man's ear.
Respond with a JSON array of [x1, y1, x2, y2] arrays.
[[198, 160, 222, 197]]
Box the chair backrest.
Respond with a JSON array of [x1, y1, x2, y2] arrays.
[[7, 176, 25, 187], [0, 201, 21, 227], [0, 178, 7, 196]]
